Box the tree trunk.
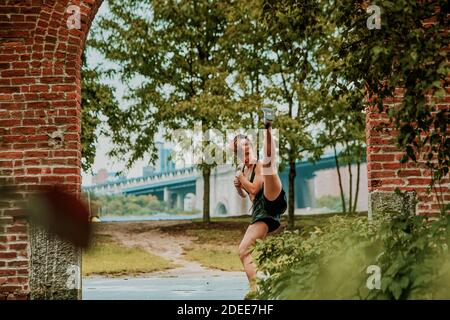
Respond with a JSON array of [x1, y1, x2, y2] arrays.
[[202, 167, 211, 224], [288, 159, 296, 230], [353, 161, 361, 214], [347, 161, 353, 214], [201, 119, 211, 224], [333, 145, 346, 213]]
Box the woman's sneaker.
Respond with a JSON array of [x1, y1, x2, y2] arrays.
[[262, 108, 274, 128]]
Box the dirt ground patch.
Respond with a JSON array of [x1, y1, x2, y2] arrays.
[[89, 220, 247, 276]]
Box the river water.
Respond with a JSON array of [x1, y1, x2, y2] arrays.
[[99, 213, 204, 222]]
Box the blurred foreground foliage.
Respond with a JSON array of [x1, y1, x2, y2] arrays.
[[253, 211, 450, 299]]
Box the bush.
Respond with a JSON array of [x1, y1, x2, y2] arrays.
[[252, 212, 450, 299], [315, 195, 346, 212], [92, 193, 198, 215]]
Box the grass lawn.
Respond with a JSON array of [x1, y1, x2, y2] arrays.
[[183, 244, 243, 271], [82, 234, 174, 277]]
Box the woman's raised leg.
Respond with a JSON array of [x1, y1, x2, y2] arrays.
[[262, 126, 282, 201]]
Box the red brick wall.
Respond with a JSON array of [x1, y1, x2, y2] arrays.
[[0, 0, 101, 300], [366, 89, 450, 216]]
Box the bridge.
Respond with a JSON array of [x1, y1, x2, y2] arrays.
[[83, 155, 368, 215], [84, 166, 198, 210]]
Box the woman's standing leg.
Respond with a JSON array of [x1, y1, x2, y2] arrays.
[[238, 221, 268, 289]]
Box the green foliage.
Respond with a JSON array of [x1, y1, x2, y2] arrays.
[[81, 54, 121, 172], [252, 212, 450, 299], [252, 214, 378, 299], [89, 0, 237, 167], [370, 212, 450, 299], [315, 195, 346, 212], [89, 0, 253, 222], [259, 0, 329, 228], [327, 0, 449, 208], [92, 193, 198, 216]]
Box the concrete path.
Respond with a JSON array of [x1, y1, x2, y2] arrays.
[[82, 272, 249, 300]]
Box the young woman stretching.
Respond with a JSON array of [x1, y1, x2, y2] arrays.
[[231, 110, 287, 291]]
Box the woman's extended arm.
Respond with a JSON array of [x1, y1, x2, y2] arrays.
[[237, 163, 263, 195], [234, 177, 247, 198]]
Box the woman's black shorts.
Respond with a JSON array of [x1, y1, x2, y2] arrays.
[[250, 188, 287, 233]]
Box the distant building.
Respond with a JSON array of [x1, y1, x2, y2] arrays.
[[92, 168, 108, 185], [142, 142, 176, 176], [159, 147, 176, 172], [92, 168, 126, 185], [142, 166, 155, 178]]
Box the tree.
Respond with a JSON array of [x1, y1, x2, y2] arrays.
[[327, 0, 449, 213], [311, 81, 366, 214], [81, 53, 121, 172], [89, 0, 239, 223], [222, 0, 271, 136], [309, 0, 371, 214], [258, 0, 326, 229]]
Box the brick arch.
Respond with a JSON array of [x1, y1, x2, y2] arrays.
[[0, 1, 448, 300], [0, 0, 102, 300]]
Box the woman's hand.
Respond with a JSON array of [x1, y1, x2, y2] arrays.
[[234, 177, 242, 188], [234, 177, 246, 198]]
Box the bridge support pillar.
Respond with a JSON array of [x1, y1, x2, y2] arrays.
[[176, 193, 184, 211], [163, 187, 171, 204]]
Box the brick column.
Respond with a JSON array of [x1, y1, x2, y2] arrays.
[[366, 90, 450, 218], [0, 0, 102, 300]]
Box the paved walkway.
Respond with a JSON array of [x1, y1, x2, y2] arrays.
[[82, 273, 249, 300]]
